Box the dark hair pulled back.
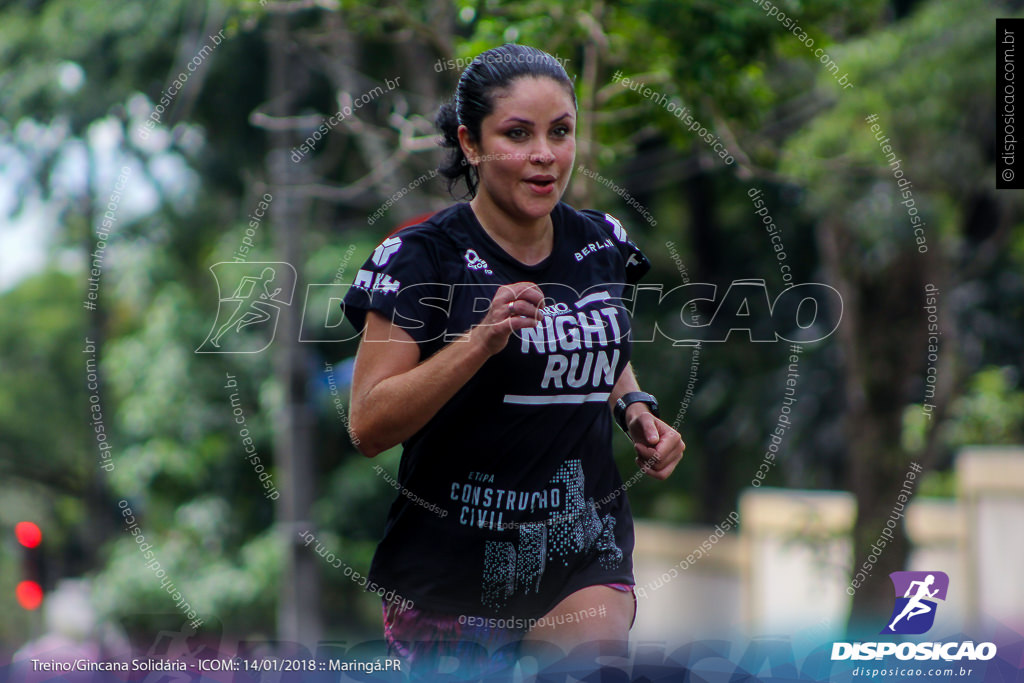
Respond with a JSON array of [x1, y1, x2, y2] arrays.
[[436, 44, 576, 198]]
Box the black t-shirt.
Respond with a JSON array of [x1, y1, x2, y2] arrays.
[[342, 201, 650, 619]]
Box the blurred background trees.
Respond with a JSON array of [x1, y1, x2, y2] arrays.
[[1, 0, 1021, 647]]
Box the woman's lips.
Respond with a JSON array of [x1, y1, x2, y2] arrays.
[[524, 176, 556, 194]]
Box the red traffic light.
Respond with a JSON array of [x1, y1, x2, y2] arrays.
[[16, 580, 43, 610], [15, 521, 41, 548], [15, 522, 44, 609]]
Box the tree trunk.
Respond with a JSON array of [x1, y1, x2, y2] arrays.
[[267, 11, 321, 647], [817, 216, 932, 627]]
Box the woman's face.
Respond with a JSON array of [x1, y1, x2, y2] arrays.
[[460, 76, 576, 224]]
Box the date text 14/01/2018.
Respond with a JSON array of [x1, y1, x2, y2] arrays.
[[198, 658, 402, 672]]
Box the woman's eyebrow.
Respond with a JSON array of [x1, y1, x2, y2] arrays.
[[500, 112, 574, 125]]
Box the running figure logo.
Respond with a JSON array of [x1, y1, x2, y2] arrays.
[[882, 570, 949, 635], [197, 262, 296, 353]]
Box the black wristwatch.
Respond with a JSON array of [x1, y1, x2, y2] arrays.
[[614, 391, 659, 433]]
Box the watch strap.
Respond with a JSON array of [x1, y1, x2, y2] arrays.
[[614, 391, 659, 433]]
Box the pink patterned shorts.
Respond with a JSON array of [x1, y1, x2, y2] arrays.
[[382, 583, 635, 675]]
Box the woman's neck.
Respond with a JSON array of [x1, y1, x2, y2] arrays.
[[469, 196, 554, 266]]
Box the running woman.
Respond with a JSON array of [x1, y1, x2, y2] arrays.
[[342, 43, 685, 675]]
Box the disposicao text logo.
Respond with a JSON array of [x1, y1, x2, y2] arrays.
[[831, 569, 997, 663], [882, 570, 948, 635]]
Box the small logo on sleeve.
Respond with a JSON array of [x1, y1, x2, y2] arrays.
[[372, 236, 403, 266], [603, 213, 628, 242], [354, 269, 401, 293]]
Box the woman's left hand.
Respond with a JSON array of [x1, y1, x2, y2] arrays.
[[626, 411, 685, 480]]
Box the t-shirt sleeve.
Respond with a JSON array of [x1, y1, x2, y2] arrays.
[[341, 228, 448, 355], [580, 209, 651, 285]]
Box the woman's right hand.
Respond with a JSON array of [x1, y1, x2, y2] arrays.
[[351, 282, 546, 456], [470, 282, 545, 356]]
